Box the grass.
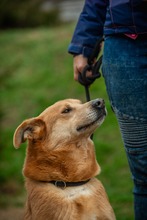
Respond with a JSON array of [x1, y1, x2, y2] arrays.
[[0, 24, 134, 219]]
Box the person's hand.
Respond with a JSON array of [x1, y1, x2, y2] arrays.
[[73, 55, 92, 81]]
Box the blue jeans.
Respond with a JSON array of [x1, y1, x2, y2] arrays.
[[102, 35, 147, 220]]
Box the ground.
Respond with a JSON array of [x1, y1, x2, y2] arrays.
[[0, 182, 25, 220], [0, 208, 24, 220]]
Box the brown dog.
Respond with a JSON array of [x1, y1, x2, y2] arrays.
[[13, 99, 116, 220]]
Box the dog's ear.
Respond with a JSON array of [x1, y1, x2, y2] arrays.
[[13, 118, 46, 149]]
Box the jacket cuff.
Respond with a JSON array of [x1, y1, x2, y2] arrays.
[[68, 43, 94, 58]]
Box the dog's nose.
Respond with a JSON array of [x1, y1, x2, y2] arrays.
[[91, 99, 105, 109]]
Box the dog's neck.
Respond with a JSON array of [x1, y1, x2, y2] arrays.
[[23, 139, 101, 183]]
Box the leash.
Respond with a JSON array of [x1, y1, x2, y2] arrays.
[[78, 37, 103, 139], [78, 37, 103, 102]]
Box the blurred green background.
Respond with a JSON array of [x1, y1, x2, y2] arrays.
[[0, 1, 134, 219]]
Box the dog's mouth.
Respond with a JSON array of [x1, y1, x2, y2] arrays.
[[76, 112, 106, 132]]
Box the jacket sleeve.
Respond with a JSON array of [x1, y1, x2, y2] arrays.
[[68, 0, 108, 57]]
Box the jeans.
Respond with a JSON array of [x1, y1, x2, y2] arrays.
[[102, 35, 147, 220]]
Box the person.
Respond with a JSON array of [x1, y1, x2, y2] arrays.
[[68, 1, 147, 219]]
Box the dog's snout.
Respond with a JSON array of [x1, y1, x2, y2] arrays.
[[92, 99, 105, 109]]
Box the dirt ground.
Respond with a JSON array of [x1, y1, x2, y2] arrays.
[[0, 184, 26, 220], [0, 208, 24, 220]]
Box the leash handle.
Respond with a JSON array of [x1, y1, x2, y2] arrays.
[[77, 37, 104, 139], [78, 37, 103, 94], [88, 37, 103, 65], [78, 60, 101, 87]]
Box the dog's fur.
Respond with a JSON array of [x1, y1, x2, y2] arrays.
[[13, 99, 116, 220]]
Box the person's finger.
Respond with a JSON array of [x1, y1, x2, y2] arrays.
[[73, 55, 88, 81]]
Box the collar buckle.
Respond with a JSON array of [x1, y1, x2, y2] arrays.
[[55, 180, 66, 189]]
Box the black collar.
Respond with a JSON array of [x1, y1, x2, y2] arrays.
[[50, 179, 90, 189]]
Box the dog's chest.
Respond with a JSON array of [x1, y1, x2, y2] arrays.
[[26, 180, 115, 220], [64, 185, 92, 199]]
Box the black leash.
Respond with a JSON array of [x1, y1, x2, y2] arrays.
[[78, 37, 103, 139], [78, 37, 103, 102]]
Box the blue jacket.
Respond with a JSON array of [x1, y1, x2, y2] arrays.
[[68, 0, 147, 57]]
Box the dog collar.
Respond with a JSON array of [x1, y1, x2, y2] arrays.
[[50, 179, 90, 189]]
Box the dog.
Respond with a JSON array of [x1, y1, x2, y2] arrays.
[[13, 98, 116, 220]]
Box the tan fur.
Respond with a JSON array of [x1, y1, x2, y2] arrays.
[[13, 99, 116, 220]]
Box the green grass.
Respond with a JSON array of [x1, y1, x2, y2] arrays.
[[0, 24, 134, 219]]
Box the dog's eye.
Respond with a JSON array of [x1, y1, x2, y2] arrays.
[[62, 108, 72, 114]]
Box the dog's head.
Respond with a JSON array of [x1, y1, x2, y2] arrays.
[[13, 99, 106, 182]]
